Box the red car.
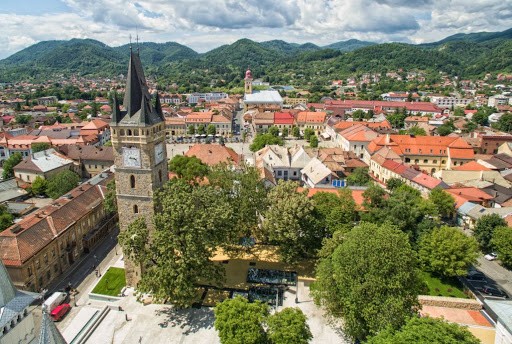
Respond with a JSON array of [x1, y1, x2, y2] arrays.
[[50, 303, 71, 321]]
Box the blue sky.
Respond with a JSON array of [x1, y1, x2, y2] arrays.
[[0, 0, 511, 59]]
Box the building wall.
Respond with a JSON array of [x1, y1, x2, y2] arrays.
[[0, 311, 36, 344], [495, 321, 512, 344], [111, 122, 168, 286], [81, 160, 113, 178], [6, 203, 116, 292]]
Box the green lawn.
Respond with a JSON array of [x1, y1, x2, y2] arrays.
[[91, 267, 126, 296], [420, 271, 468, 298]]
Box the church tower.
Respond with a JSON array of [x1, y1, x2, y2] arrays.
[[244, 68, 253, 95], [111, 49, 168, 286]]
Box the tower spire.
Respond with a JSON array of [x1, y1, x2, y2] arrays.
[[38, 305, 67, 344]]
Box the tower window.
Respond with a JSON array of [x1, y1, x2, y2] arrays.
[[128, 129, 132, 136], [120, 129, 125, 135], [133, 205, 139, 214], [159, 170, 162, 183], [134, 129, 139, 136], [130, 175, 135, 188]]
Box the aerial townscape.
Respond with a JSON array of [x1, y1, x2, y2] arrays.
[[1, 1, 512, 344]]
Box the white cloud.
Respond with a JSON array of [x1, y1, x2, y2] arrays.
[[0, 0, 510, 59]]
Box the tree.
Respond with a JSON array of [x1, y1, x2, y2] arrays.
[[197, 124, 206, 135], [282, 127, 289, 137], [408, 126, 427, 136], [119, 179, 235, 307], [309, 135, 318, 148], [187, 124, 195, 135], [437, 124, 453, 136], [207, 124, 217, 135], [312, 222, 422, 341], [428, 187, 456, 219], [453, 107, 466, 117], [267, 308, 313, 344], [0, 205, 14, 231], [168, 155, 208, 182], [249, 133, 284, 152], [103, 180, 117, 214], [208, 163, 268, 239], [495, 113, 512, 133], [262, 180, 319, 262], [351, 109, 366, 121], [15, 114, 31, 124], [303, 128, 314, 142], [346, 167, 370, 186], [491, 226, 512, 267], [46, 170, 81, 199], [419, 226, 479, 277], [367, 316, 480, 344], [386, 177, 404, 191], [31, 142, 51, 153], [31, 176, 48, 196], [268, 126, 280, 137], [214, 296, 269, 344], [474, 214, 507, 251], [312, 189, 357, 234], [292, 126, 301, 138], [2, 153, 22, 179]]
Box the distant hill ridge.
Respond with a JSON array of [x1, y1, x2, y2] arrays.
[[0, 28, 510, 82]]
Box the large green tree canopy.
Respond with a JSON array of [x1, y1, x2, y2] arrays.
[[367, 316, 480, 344], [312, 222, 422, 341], [119, 179, 235, 307]]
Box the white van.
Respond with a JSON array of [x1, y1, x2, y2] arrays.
[[43, 292, 67, 312]]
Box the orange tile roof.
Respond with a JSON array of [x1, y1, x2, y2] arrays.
[[185, 144, 240, 166], [447, 187, 494, 205], [453, 161, 491, 171], [297, 111, 327, 124], [297, 187, 365, 207]]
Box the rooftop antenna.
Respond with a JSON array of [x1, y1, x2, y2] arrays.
[[129, 34, 132, 52]]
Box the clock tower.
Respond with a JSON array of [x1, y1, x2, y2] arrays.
[[111, 49, 168, 286]]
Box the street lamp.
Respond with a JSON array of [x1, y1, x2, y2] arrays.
[[295, 274, 299, 304]]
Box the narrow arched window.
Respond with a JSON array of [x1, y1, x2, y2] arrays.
[[127, 129, 132, 136], [120, 129, 125, 135], [130, 175, 135, 188], [159, 170, 162, 183], [133, 205, 139, 214]]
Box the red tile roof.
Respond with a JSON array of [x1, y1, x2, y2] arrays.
[[274, 112, 295, 125], [453, 161, 491, 171], [185, 144, 240, 166]]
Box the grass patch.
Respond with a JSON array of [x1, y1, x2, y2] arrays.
[[91, 267, 126, 296], [420, 271, 468, 298]]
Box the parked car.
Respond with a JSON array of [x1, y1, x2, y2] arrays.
[[481, 285, 508, 298], [485, 252, 498, 261], [467, 271, 486, 281], [50, 303, 71, 321]]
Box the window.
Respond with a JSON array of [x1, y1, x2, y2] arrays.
[[130, 175, 135, 188], [423, 159, 428, 164], [433, 160, 437, 164], [134, 129, 139, 136], [44, 254, 48, 263], [120, 129, 125, 135], [441, 160, 446, 164], [36, 260, 40, 269], [27, 267, 32, 277], [133, 205, 139, 214], [453, 161, 457, 166], [127, 129, 132, 136], [414, 159, 419, 164], [277, 171, 282, 176], [159, 170, 162, 183]]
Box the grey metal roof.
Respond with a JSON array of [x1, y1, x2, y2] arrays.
[[112, 51, 164, 127], [484, 300, 512, 335], [457, 201, 478, 215], [244, 90, 283, 104], [38, 307, 67, 344], [0, 260, 16, 308]]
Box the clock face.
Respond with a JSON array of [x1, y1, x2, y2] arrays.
[[154, 142, 165, 165], [122, 147, 141, 168]]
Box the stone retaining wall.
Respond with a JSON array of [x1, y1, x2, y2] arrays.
[[419, 295, 482, 310]]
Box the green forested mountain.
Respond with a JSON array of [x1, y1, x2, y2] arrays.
[[0, 28, 511, 86], [324, 39, 377, 52]]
